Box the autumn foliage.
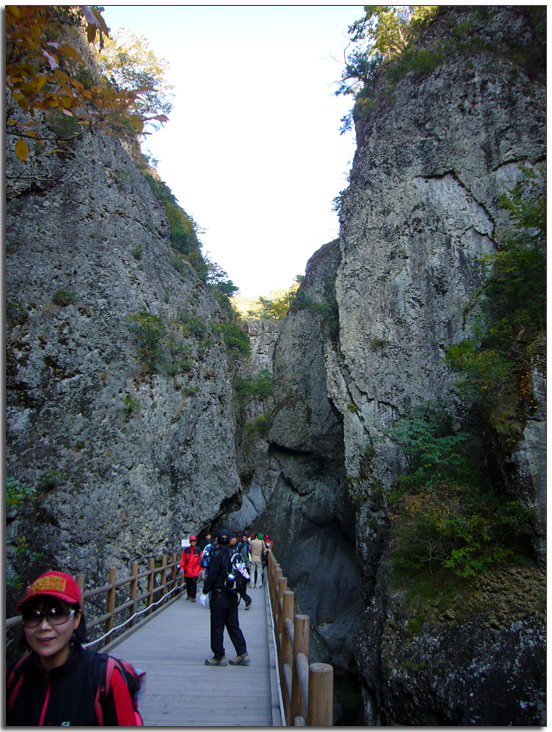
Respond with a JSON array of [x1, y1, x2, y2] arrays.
[[6, 5, 164, 161]]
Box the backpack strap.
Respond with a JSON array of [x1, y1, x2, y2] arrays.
[[94, 654, 117, 725], [95, 655, 143, 726], [7, 656, 28, 712]]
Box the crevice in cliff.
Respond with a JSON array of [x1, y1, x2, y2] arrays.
[[268, 441, 315, 460], [414, 170, 496, 240]]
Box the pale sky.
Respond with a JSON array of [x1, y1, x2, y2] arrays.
[[103, 5, 363, 297]]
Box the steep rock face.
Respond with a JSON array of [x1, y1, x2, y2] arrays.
[[267, 7, 545, 725], [226, 318, 281, 530], [337, 7, 546, 509], [6, 131, 241, 581], [243, 319, 280, 376], [333, 8, 546, 725], [261, 241, 363, 669]]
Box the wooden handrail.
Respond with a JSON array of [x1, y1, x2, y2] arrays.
[[6, 549, 333, 723], [266, 551, 333, 726], [5, 553, 184, 651]]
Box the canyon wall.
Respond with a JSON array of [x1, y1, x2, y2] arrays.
[[227, 318, 281, 530], [263, 241, 363, 670], [260, 7, 546, 725], [6, 130, 241, 586], [5, 6, 546, 724]]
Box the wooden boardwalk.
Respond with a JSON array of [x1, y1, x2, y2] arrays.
[[109, 584, 283, 726]]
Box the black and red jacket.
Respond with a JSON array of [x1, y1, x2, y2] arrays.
[[180, 545, 202, 577], [6, 645, 136, 725]]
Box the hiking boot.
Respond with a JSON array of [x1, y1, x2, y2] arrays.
[[205, 655, 227, 666], [229, 653, 251, 666], [245, 601, 252, 610]]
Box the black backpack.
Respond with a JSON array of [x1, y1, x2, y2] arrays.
[[215, 546, 237, 593], [216, 546, 249, 593]]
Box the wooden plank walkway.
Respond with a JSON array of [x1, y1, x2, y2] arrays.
[[108, 584, 283, 726]]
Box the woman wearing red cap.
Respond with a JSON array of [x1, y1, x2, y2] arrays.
[[6, 571, 140, 725]]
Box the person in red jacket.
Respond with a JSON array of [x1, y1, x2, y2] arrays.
[[180, 535, 202, 602], [6, 571, 139, 725]]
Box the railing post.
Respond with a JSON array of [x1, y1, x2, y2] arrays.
[[170, 553, 177, 590], [281, 590, 294, 724], [291, 615, 310, 724], [129, 561, 138, 628], [268, 552, 276, 590], [160, 555, 167, 601], [267, 557, 276, 616], [269, 563, 276, 611], [277, 576, 288, 637], [307, 663, 333, 727], [273, 566, 283, 615], [281, 591, 294, 666], [176, 551, 184, 593], [105, 567, 117, 645], [147, 557, 155, 615]]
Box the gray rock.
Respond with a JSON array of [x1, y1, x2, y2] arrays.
[[259, 6, 546, 724], [6, 131, 241, 581]]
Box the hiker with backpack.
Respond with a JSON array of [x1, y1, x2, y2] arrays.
[[228, 531, 252, 611], [236, 531, 253, 610], [199, 534, 216, 598], [199, 529, 250, 667], [6, 570, 142, 726]]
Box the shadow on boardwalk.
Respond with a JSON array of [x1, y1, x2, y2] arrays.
[[111, 584, 280, 726]]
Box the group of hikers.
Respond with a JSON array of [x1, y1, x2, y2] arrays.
[[179, 529, 274, 604], [6, 528, 274, 725]]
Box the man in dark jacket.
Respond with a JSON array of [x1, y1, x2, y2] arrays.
[[200, 529, 250, 666]]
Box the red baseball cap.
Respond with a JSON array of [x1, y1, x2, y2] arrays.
[[190, 535, 197, 541], [17, 571, 82, 612]]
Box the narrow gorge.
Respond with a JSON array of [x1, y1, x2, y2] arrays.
[[6, 6, 545, 725]]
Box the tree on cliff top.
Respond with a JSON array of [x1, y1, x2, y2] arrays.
[[350, 6, 437, 59], [98, 29, 174, 133], [335, 5, 438, 98]]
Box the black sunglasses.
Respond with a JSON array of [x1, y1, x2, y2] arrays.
[[22, 607, 77, 628]]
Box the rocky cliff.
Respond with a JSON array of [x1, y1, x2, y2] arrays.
[[6, 129, 241, 589], [258, 6, 546, 725], [263, 241, 363, 672], [5, 6, 546, 725], [227, 318, 281, 529]]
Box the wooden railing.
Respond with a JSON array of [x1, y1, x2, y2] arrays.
[[6, 554, 183, 653], [266, 551, 333, 726]]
